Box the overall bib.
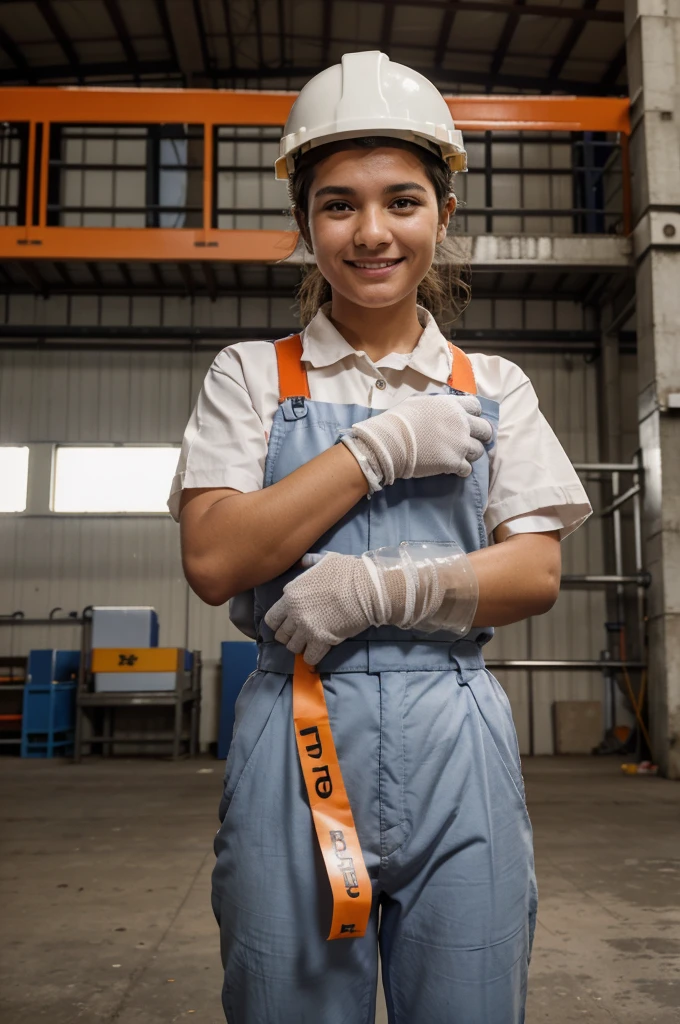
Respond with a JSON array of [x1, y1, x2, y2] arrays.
[[212, 337, 538, 1024]]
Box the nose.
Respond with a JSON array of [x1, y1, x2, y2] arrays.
[[353, 204, 393, 250]]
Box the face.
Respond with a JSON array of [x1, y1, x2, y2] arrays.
[[300, 145, 455, 311]]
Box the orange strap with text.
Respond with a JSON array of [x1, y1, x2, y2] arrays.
[[293, 655, 373, 939], [273, 332, 475, 941]]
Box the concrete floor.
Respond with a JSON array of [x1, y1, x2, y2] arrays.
[[1, 757, 679, 1023]]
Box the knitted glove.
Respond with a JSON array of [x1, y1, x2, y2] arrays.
[[264, 543, 477, 667], [341, 394, 493, 493]]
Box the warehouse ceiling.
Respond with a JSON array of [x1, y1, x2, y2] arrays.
[[0, 0, 632, 329], [0, 0, 626, 95]]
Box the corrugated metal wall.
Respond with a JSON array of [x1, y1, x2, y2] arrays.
[[0, 289, 639, 754]]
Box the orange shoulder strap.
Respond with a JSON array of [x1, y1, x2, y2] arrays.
[[275, 334, 310, 401], [447, 342, 477, 394], [276, 334, 475, 399]]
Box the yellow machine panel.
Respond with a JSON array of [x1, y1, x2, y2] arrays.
[[91, 648, 182, 673]]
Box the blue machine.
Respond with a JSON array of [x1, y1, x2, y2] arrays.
[[218, 642, 257, 760], [21, 649, 79, 758]]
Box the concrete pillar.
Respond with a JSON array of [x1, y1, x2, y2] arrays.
[[625, 0, 680, 777]]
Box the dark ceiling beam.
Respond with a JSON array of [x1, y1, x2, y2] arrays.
[[0, 324, 606, 343], [202, 262, 218, 301], [579, 272, 614, 306], [34, 0, 83, 82], [164, 0, 209, 85], [0, 26, 35, 82], [53, 263, 73, 287], [434, 3, 457, 67], [220, 0, 237, 70], [177, 262, 194, 297], [348, 0, 622, 24], [548, 0, 599, 82], [253, 0, 264, 68], [150, 263, 165, 289], [0, 58, 176, 84], [86, 262, 103, 288], [117, 262, 134, 288], [0, 282, 594, 303], [380, 2, 396, 52], [600, 43, 627, 86], [102, 0, 140, 81], [489, 0, 525, 78], [17, 261, 48, 296], [153, 0, 181, 74], [277, 0, 286, 67], [211, 62, 622, 95], [321, 1, 333, 66], [191, 0, 213, 81]]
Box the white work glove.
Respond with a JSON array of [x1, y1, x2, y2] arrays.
[[264, 543, 478, 666], [340, 394, 493, 494]]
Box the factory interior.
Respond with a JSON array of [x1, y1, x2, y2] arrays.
[[1, 0, 679, 1021]]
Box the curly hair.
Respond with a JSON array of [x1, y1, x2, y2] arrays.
[[287, 136, 471, 329]]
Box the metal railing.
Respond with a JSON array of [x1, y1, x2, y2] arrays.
[[0, 88, 631, 264], [489, 459, 647, 757]]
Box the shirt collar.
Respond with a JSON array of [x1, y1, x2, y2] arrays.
[[300, 303, 453, 384]]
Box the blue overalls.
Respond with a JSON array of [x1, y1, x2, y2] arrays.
[[212, 349, 538, 1024]]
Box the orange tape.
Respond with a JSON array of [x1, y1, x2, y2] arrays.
[[293, 655, 372, 940]]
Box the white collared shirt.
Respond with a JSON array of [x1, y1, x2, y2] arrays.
[[168, 305, 591, 539]]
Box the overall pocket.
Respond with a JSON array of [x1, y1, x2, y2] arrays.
[[458, 666, 527, 805], [217, 670, 288, 825]]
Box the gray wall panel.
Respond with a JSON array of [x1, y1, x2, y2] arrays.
[[0, 333, 629, 755]]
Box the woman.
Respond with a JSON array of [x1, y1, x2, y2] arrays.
[[169, 51, 591, 1024]]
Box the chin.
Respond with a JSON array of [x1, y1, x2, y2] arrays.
[[334, 281, 418, 310]]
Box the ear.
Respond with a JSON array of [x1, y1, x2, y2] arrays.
[[294, 208, 314, 253], [436, 194, 457, 244]]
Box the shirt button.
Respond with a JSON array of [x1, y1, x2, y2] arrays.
[[375, 379, 387, 391]]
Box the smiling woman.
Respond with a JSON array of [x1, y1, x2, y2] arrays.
[[170, 50, 591, 1024]]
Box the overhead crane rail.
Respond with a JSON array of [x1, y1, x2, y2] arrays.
[[0, 88, 632, 265]]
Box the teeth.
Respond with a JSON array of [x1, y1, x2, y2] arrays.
[[353, 261, 397, 269]]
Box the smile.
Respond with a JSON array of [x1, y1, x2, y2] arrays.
[[345, 258, 404, 269]]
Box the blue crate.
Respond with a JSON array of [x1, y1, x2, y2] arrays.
[[21, 650, 79, 758], [218, 642, 257, 760]]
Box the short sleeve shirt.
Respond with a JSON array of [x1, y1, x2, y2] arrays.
[[168, 305, 591, 538]]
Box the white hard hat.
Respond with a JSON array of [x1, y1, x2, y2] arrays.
[[275, 50, 467, 180]]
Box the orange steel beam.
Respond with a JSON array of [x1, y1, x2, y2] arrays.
[[0, 225, 297, 262], [1, 87, 631, 134], [1, 87, 632, 262]]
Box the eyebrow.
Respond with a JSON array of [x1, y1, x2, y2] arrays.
[[383, 182, 427, 194], [313, 181, 428, 199]]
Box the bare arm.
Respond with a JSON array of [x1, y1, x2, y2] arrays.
[[469, 526, 561, 626], [179, 442, 369, 605]]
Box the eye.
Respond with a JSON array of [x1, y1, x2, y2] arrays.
[[390, 197, 420, 210], [324, 200, 354, 212]]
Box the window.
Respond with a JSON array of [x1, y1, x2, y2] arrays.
[[52, 447, 180, 513], [0, 446, 30, 512]]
